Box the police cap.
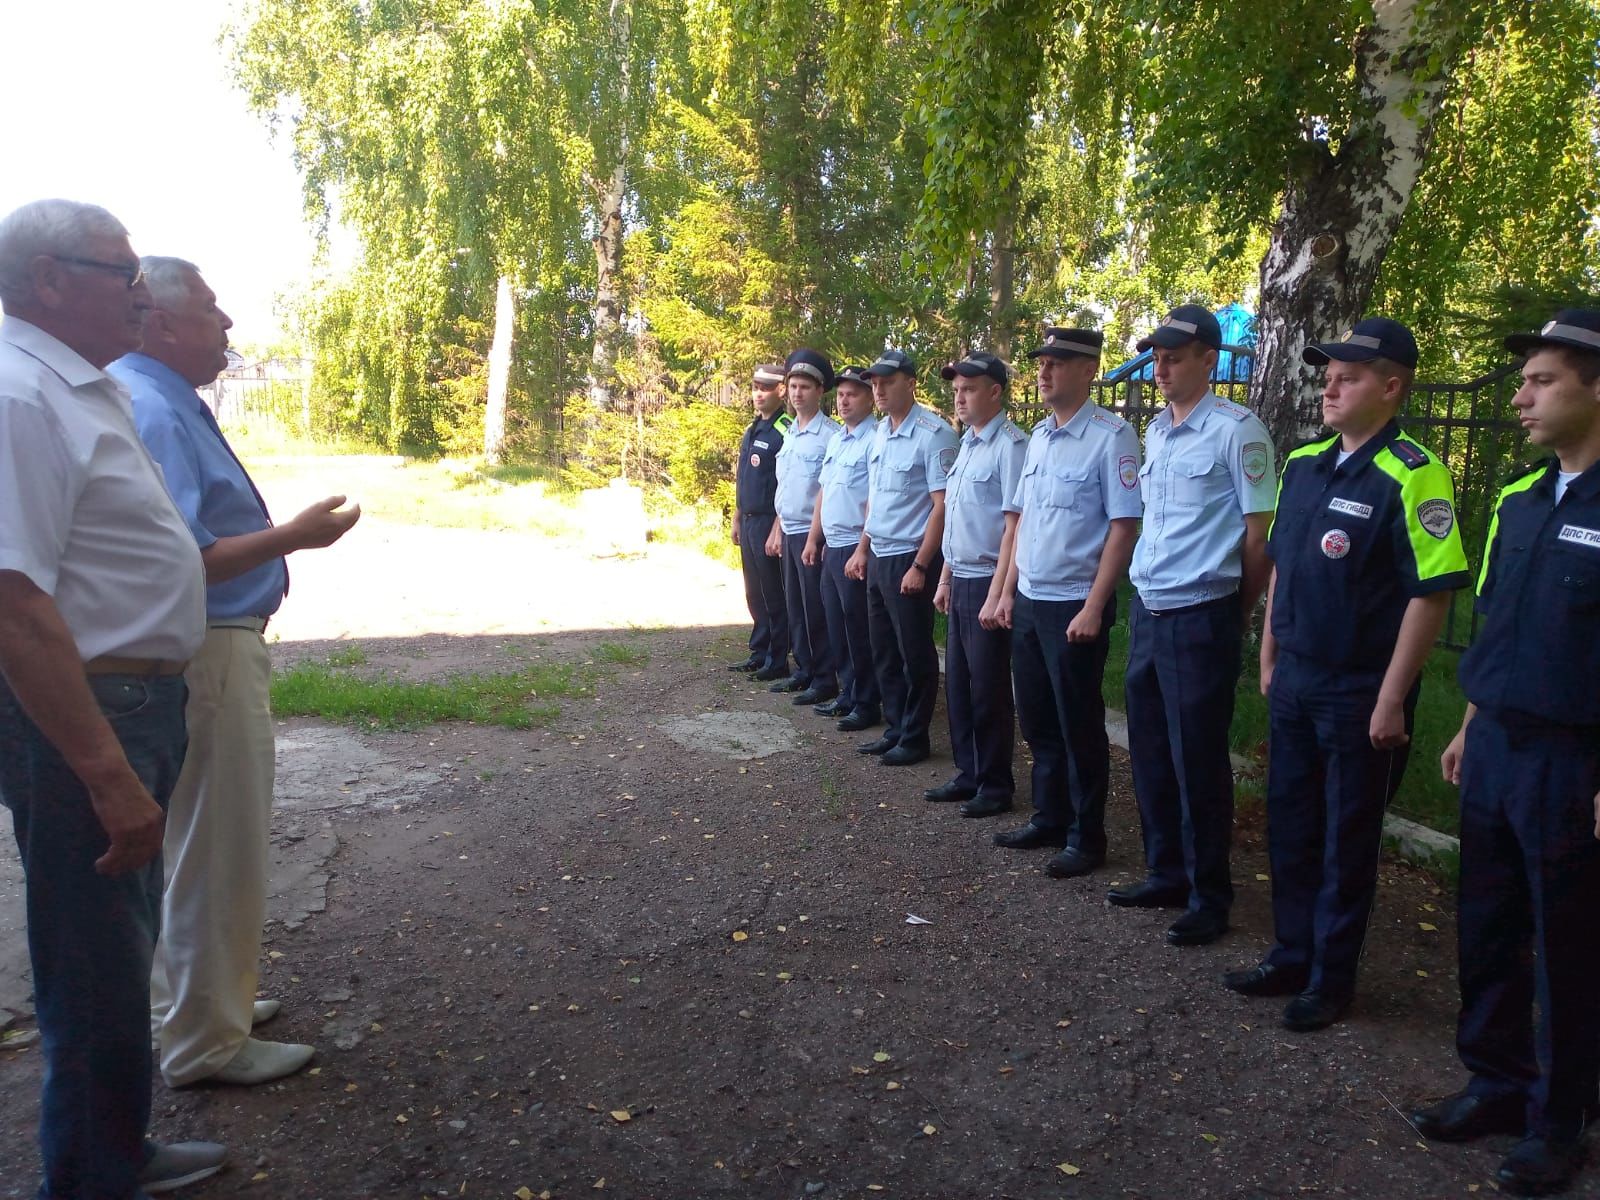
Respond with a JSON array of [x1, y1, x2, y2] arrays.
[[753, 363, 786, 386], [1027, 326, 1104, 361], [835, 365, 873, 390], [940, 352, 1010, 388], [864, 349, 918, 378], [1136, 304, 1222, 352], [1504, 308, 1600, 357], [784, 348, 836, 392], [1303, 316, 1419, 369]]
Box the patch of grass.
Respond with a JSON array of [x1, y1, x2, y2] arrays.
[[271, 660, 590, 729], [646, 490, 740, 569], [593, 640, 649, 667], [324, 643, 369, 668]]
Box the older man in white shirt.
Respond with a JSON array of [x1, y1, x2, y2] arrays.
[[0, 199, 225, 1198]]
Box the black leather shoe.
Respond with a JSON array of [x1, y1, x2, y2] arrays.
[[959, 792, 1013, 818], [1410, 1090, 1526, 1143], [769, 675, 807, 693], [880, 744, 929, 767], [728, 656, 762, 672], [792, 686, 837, 706], [1106, 880, 1190, 909], [1222, 962, 1309, 997], [1281, 990, 1350, 1032], [753, 663, 789, 682], [1166, 909, 1228, 946], [1045, 847, 1104, 878], [993, 822, 1069, 850], [836, 710, 880, 732], [813, 699, 851, 717], [1496, 1134, 1587, 1196], [858, 735, 898, 756], [923, 780, 976, 803]]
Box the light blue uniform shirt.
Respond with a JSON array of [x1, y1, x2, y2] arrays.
[[866, 403, 960, 557], [942, 414, 1028, 579], [818, 415, 877, 549], [111, 353, 288, 620], [1012, 403, 1144, 601], [1128, 392, 1277, 610], [775, 410, 839, 536]]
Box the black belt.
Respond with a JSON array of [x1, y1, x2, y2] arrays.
[[1141, 593, 1237, 618]]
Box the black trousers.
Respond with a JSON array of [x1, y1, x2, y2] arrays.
[[1456, 709, 1600, 1139], [1264, 652, 1416, 998], [822, 545, 878, 715], [867, 550, 942, 753], [738, 512, 787, 671], [1012, 593, 1113, 854], [1124, 593, 1242, 917], [944, 575, 1014, 796], [782, 531, 834, 690]]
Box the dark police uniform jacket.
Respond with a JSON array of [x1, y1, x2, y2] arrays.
[[1459, 459, 1600, 725], [1269, 422, 1469, 676], [736, 412, 793, 516]]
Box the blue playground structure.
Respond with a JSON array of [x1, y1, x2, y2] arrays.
[[1102, 302, 1256, 383]]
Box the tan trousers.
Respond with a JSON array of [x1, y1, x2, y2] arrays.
[[150, 626, 275, 1086]]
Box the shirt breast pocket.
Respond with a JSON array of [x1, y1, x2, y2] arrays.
[[1044, 465, 1091, 510], [962, 464, 999, 503], [1551, 547, 1600, 608], [1174, 458, 1225, 507]]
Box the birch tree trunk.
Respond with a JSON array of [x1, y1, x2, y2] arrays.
[[484, 273, 514, 465], [1250, 0, 1461, 449], [587, 0, 633, 412], [988, 203, 1016, 361]]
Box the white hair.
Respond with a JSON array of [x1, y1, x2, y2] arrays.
[[0, 199, 128, 308], [140, 256, 204, 311]]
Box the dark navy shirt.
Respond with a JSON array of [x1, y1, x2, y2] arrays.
[[1459, 459, 1600, 725], [736, 411, 792, 516], [1269, 421, 1468, 674]]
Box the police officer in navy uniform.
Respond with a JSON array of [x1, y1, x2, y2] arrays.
[[992, 327, 1142, 877], [1223, 318, 1468, 1033], [1113, 305, 1278, 946], [846, 350, 961, 767], [766, 349, 840, 705], [804, 365, 880, 730], [1411, 310, 1600, 1198], [928, 353, 1028, 816], [732, 364, 793, 680]]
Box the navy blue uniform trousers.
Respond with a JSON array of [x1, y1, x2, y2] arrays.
[[738, 512, 787, 671], [1456, 709, 1600, 1139], [944, 575, 1014, 797], [1264, 652, 1416, 997], [1013, 593, 1114, 856], [1125, 593, 1242, 916], [867, 550, 942, 754], [782, 531, 834, 691], [821, 545, 878, 716]]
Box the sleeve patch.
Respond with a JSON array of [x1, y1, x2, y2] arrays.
[[937, 446, 957, 473], [1417, 498, 1455, 539], [1241, 441, 1269, 485], [1119, 455, 1139, 489]]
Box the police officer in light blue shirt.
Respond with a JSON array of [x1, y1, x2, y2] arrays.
[[1111, 304, 1276, 948], [993, 327, 1142, 880], [846, 349, 960, 766], [804, 365, 880, 730], [766, 349, 840, 705], [927, 352, 1027, 816]]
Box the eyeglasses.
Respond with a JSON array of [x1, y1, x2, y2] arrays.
[[53, 255, 145, 289]]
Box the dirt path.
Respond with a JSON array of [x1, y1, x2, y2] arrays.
[[0, 459, 1552, 1199]]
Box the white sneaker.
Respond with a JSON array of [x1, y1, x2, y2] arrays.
[[207, 1037, 315, 1085], [252, 999, 282, 1025], [140, 1141, 227, 1193]]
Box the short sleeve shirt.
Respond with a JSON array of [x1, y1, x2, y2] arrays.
[[1012, 403, 1144, 601], [941, 414, 1028, 579], [775, 410, 839, 535], [1459, 460, 1600, 724], [1268, 422, 1469, 673], [865, 402, 961, 557], [818, 415, 877, 549], [0, 318, 205, 662], [1129, 393, 1278, 609]]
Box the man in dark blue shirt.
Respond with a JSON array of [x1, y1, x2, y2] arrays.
[[1222, 318, 1467, 1033], [1412, 310, 1600, 1198], [731, 364, 793, 681]]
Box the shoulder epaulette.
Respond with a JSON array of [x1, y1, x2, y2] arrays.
[[1211, 397, 1251, 421], [1386, 436, 1430, 470], [774, 413, 794, 431], [1003, 420, 1027, 444], [916, 412, 952, 433], [1089, 409, 1128, 432]]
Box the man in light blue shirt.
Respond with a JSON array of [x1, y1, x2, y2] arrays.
[[929, 353, 1027, 816], [804, 365, 879, 730], [1111, 304, 1276, 948], [113, 257, 360, 1089], [766, 348, 840, 705], [993, 327, 1142, 880], [847, 350, 960, 767]]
